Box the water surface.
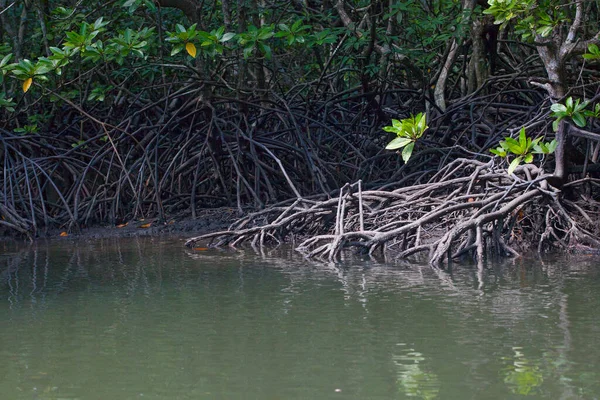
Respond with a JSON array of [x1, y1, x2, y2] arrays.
[[1, 238, 599, 399]]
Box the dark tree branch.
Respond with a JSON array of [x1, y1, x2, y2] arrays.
[[156, 0, 200, 23]]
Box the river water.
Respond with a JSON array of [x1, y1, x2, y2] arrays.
[[1, 237, 599, 399]]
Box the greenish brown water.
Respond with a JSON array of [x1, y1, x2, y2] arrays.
[[1, 238, 600, 399]]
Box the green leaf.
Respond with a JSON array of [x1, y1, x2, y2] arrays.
[[504, 138, 523, 154], [0, 53, 13, 68], [385, 137, 412, 150], [258, 28, 274, 41], [401, 142, 415, 163], [490, 147, 507, 157], [524, 153, 534, 163], [566, 96, 573, 110], [518, 127, 527, 149], [171, 44, 184, 56], [551, 103, 567, 113], [547, 139, 557, 153], [243, 45, 254, 59], [533, 143, 545, 154], [416, 113, 427, 136], [536, 25, 553, 37], [552, 119, 560, 132], [576, 100, 590, 112], [583, 53, 599, 60], [259, 42, 272, 59], [221, 32, 236, 42], [530, 137, 542, 150], [572, 112, 587, 127], [291, 19, 304, 31], [508, 157, 522, 175]]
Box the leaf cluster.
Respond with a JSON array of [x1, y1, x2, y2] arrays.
[[490, 128, 556, 174], [166, 24, 236, 58], [550, 97, 591, 131], [484, 0, 564, 41], [384, 113, 428, 163], [583, 44, 600, 61], [0, 17, 156, 98], [237, 25, 276, 59]]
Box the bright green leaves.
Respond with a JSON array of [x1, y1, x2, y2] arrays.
[[163, 22, 335, 62], [533, 12, 555, 37], [166, 25, 235, 58], [10, 59, 52, 92], [0, 16, 158, 102], [63, 17, 109, 54], [483, 0, 533, 28], [108, 27, 153, 63], [490, 128, 557, 174], [49, 24, 154, 67], [387, 137, 415, 163], [167, 23, 201, 57], [44, 47, 72, 75], [588, 103, 600, 119], [384, 113, 428, 163], [550, 96, 590, 131], [483, 0, 560, 42], [386, 137, 413, 150], [163, 21, 335, 62], [583, 44, 600, 61]]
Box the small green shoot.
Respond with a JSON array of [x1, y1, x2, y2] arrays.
[[583, 43, 600, 61], [384, 112, 428, 163], [550, 96, 589, 132], [490, 127, 556, 175]]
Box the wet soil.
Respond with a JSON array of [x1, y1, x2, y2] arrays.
[[0, 208, 240, 243]]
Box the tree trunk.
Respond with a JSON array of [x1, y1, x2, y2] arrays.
[[536, 41, 567, 184]]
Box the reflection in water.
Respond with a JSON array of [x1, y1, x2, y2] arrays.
[[393, 345, 440, 399], [501, 347, 543, 396], [1, 239, 600, 399]]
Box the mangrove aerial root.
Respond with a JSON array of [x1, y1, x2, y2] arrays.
[[186, 159, 600, 267]]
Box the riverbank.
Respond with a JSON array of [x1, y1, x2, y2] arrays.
[[0, 208, 239, 243]]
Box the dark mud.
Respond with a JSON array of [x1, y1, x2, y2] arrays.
[[0, 208, 239, 243]]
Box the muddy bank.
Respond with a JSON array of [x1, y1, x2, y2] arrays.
[[0, 208, 239, 243]]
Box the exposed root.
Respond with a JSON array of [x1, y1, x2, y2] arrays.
[[186, 159, 600, 267]]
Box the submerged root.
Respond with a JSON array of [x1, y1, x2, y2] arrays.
[[186, 159, 600, 267]]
